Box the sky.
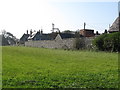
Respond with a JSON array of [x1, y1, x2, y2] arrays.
[[0, 0, 119, 39]]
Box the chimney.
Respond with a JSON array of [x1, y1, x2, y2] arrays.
[[84, 22, 86, 30], [41, 29, 43, 34], [39, 29, 40, 33], [30, 29, 32, 36], [27, 30, 28, 34], [96, 31, 98, 35], [104, 29, 107, 34], [52, 23, 54, 32]]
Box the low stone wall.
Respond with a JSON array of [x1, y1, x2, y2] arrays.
[[25, 37, 94, 49], [84, 37, 95, 47], [25, 38, 76, 49]]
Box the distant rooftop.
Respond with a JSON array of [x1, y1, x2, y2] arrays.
[[80, 29, 94, 31], [59, 33, 75, 39], [108, 17, 119, 32]]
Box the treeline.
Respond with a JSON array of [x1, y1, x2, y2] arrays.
[[93, 32, 120, 52]]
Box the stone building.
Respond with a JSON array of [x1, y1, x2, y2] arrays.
[[56, 33, 75, 39], [80, 29, 95, 37], [108, 17, 119, 33], [19, 33, 29, 44], [25, 33, 77, 49], [20, 27, 95, 49]]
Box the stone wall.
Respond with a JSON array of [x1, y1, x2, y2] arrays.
[[25, 38, 76, 49], [25, 37, 94, 49], [84, 37, 95, 47]]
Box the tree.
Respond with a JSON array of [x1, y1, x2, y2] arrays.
[[63, 30, 73, 33], [104, 32, 120, 52], [0, 30, 18, 46], [93, 33, 108, 51], [104, 29, 108, 34], [74, 32, 85, 50], [96, 31, 100, 35]]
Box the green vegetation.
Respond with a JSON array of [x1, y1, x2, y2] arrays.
[[2, 46, 118, 88], [93, 32, 120, 52]]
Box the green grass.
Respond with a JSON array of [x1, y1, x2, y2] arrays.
[[2, 46, 118, 88]]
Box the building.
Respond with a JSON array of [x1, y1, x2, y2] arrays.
[[108, 17, 119, 33], [80, 29, 94, 37], [19, 33, 29, 44], [57, 33, 75, 39], [19, 30, 59, 44]]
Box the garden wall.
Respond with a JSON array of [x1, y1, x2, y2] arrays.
[[25, 37, 94, 49], [25, 38, 75, 49]]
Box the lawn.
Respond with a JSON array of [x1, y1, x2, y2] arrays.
[[2, 46, 118, 88]]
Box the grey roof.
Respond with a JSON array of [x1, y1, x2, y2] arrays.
[[20, 34, 29, 41], [59, 33, 83, 39], [108, 17, 119, 32], [59, 33, 75, 39], [32, 32, 57, 40]]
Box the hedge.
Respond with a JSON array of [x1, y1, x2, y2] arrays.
[[93, 32, 120, 52]]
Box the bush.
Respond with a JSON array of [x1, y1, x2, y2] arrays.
[[74, 37, 85, 50], [93, 32, 120, 52], [93, 34, 108, 51]]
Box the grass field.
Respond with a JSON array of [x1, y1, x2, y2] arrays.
[[2, 46, 118, 88]]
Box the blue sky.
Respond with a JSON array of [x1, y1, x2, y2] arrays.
[[0, 0, 119, 38], [50, 2, 118, 32]]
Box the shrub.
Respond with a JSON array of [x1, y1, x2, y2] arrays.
[[93, 32, 120, 52], [93, 34, 108, 51], [74, 37, 85, 50]]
